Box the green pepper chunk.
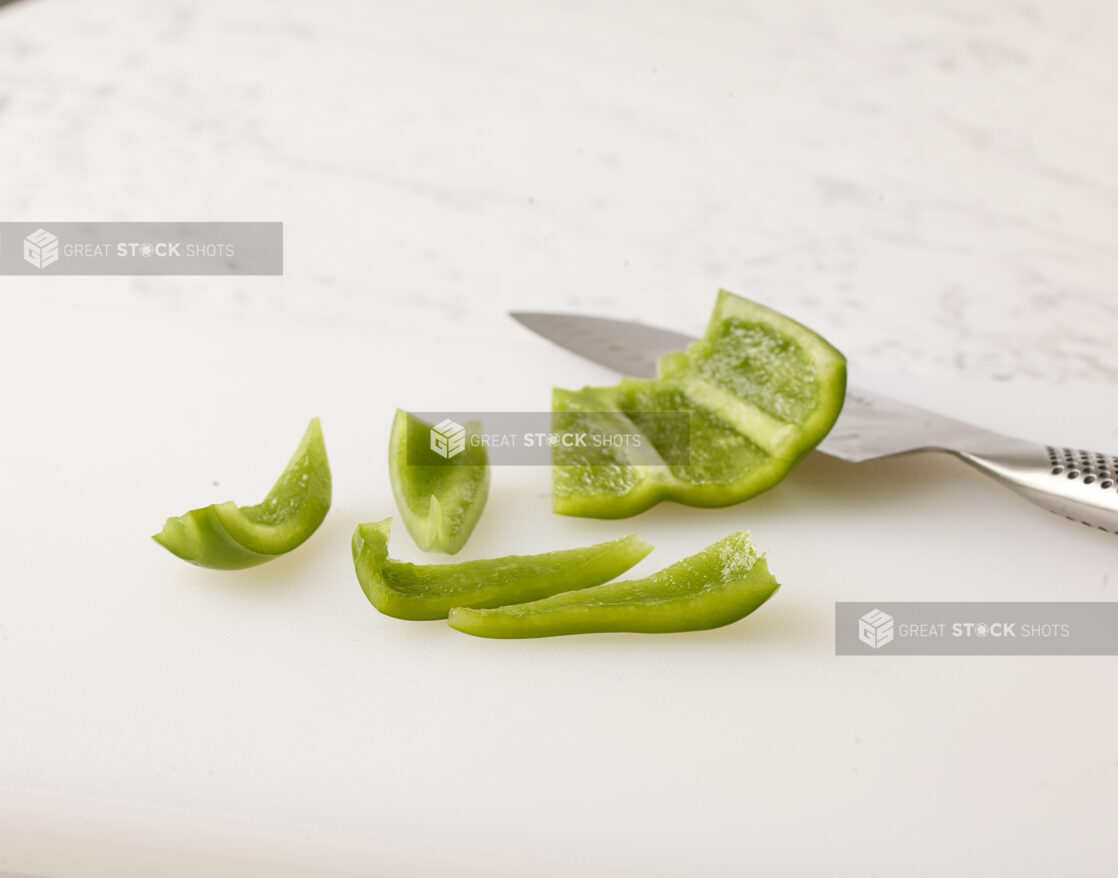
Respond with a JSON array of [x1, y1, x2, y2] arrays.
[[352, 518, 652, 621], [552, 291, 846, 518], [389, 410, 489, 554], [153, 418, 332, 570], [448, 530, 778, 638]]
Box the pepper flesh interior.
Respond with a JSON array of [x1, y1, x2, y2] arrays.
[[448, 530, 779, 638], [389, 410, 489, 554], [152, 418, 331, 570], [552, 291, 846, 518], [352, 518, 653, 620]]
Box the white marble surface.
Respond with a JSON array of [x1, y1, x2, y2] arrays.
[[1, 0, 1117, 381]]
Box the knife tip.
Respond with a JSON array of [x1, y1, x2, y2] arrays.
[[509, 310, 548, 327]]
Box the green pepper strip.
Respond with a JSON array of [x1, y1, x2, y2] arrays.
[[352, 518, 652, 621], [389, 410, 490, 554], [153, 418, 331, 570], [448, 530, 778, 638]]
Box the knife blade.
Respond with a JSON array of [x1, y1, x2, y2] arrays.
[[509, 310, 995, 463]]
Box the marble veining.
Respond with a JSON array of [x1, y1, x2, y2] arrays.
[[0, 0, 1115, 383]]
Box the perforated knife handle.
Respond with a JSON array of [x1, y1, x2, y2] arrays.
[[951, 444, 1118, 534]]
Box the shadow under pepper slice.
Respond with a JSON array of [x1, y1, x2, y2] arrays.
[[389, 410, 489, 554], [552, 291, 847, 518], [448, 530, 778, 638], [153, 418, 331, 570], [352, 518, 652, 621]]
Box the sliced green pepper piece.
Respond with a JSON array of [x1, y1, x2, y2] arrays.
[[552, 290, 846, 518], [448, 530, 778, 638], [153, 418, 331, 570], [352, 518, 652, 621], [389, 410, 489, 554]]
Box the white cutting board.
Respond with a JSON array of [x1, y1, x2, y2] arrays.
[[1, 301, 1116, 878]]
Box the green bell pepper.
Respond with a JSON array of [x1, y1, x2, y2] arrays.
[[448, 530, 778, 638], [389, 410, 489, 554], [153, 418, 331, 569], [552, 290, 846, 518], [352, 518, 652, 621]]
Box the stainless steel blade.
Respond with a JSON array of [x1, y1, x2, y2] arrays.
[[509, 311, 995, 462], [510, 311, 683, 380]]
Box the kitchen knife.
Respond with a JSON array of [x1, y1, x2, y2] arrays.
[[511, 311, 1118, 534]]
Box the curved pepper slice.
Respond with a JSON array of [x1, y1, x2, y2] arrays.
[[552, 291, 846, 518], [153, 418, 331, 569], [389, 410, 489, 554], [448, 530, 778, 638], [352, 518, 652, 621]]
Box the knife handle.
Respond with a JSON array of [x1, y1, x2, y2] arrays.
[[951, 444, 1118, 534]]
